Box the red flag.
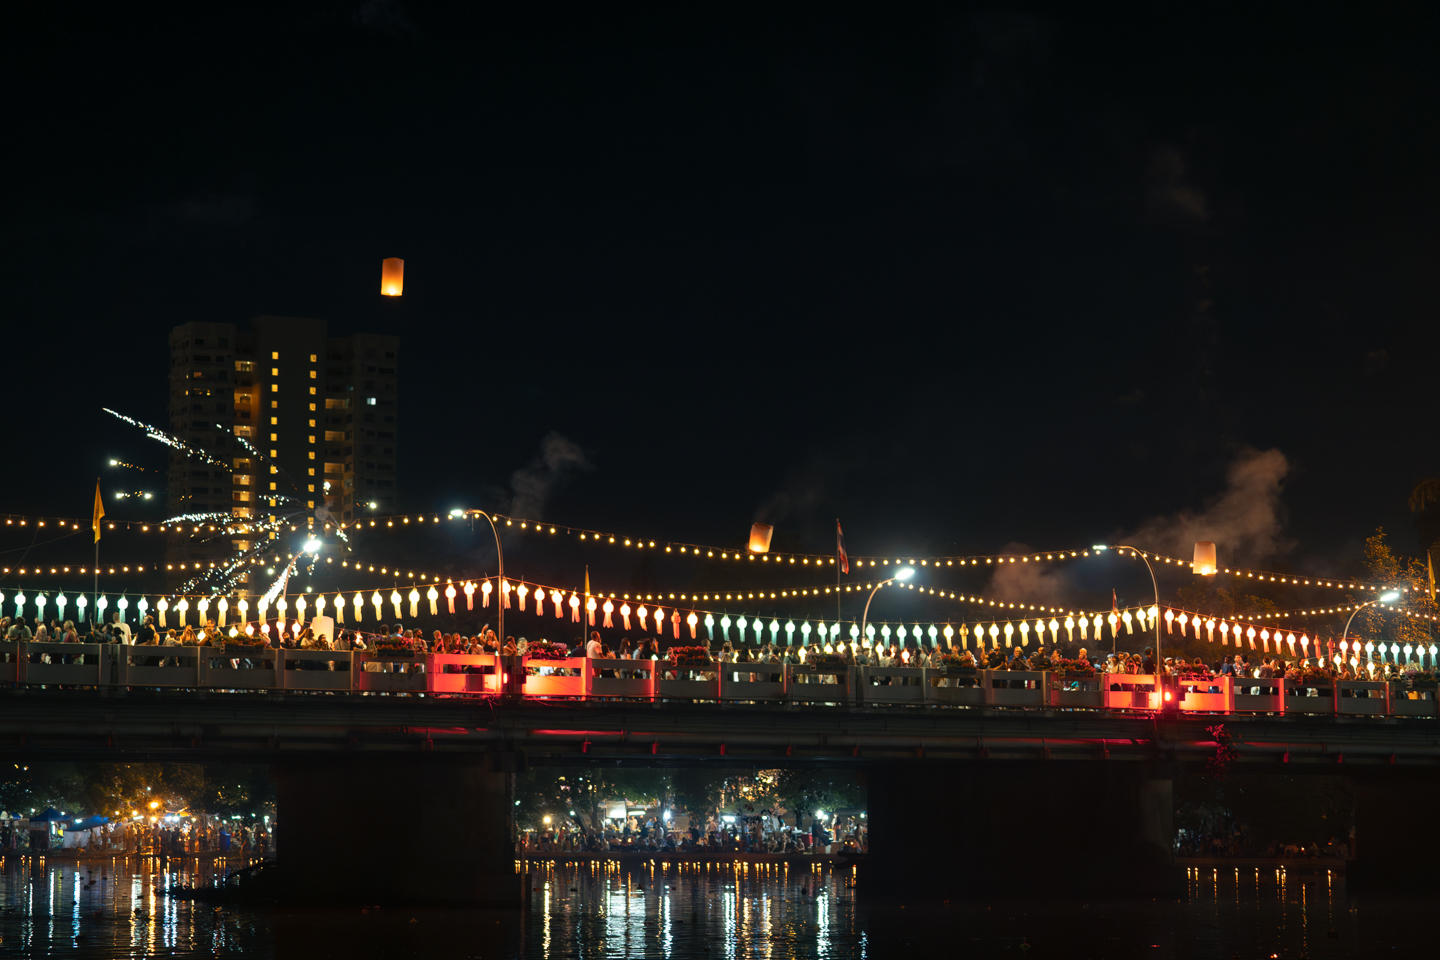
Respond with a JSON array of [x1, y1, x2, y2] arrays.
[[836, 520, 849, 574]]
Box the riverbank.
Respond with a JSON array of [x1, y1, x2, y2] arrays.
[[521, 851, 863, 866]]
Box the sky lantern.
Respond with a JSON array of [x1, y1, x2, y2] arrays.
[[1192, 541, 1217, 576], [748, 523, 774, 554], [381, 258, 404, 296]]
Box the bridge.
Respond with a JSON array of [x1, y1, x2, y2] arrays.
[[3, 641, 1438, 905]]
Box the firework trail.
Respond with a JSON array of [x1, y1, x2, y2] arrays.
[[103, 409, 229, 469]]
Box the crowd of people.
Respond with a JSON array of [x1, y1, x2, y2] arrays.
[[1, 815, 271, 858], [520, 812, 866, 857]]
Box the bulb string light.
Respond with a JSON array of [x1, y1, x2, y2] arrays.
[[2, 511, 1418, 594]]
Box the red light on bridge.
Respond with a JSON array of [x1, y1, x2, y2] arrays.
[[1163, 692, 1173, 702]]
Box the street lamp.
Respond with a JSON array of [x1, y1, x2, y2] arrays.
[[1097, 544, 1162, 663], [1342, 591, 1402, 666], [859, 567, 915, 651], [457, 509, 506, 655]]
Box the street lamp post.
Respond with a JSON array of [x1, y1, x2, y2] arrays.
[[455, 509, 505, 648], [1102, 545, 1161, 664], [1342, 591, 1401, 668], [859, 567, 915, 651]]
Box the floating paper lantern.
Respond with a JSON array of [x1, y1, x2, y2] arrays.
[[748, 523, 773, 554], [1192, 541, 1217, 576], [381, 257, 404, 297]]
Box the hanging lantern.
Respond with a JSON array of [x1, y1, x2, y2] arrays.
[[276, 598, 288, 628], [674, 611, 683, 639], [988, 623, 1000, 646], [704, 613, 715, 640], [295, 596, 307, 623], [500, 580, 512, 608], [1048, 619, 1059, 643], [865, 623, 877, 644], [687, 612, 698, 639], [198, 598, 211, 625], [1179, 612, 1192, 637], [638, 604, 650, 632], [603, 599, 615, 628], [1205, 619, 1216, 643], [651, 606, 664, 633], [1389, 642, 1400, 662], [393, 589, 406, 619], [1064, 616, 1075, 643], [569, 593, 581, 622], [1192, 541, 1217, 576], [176, 597, 189, 626], [260, 623, 270, 636], [944, 624, 955, 647], [77, 595, 89, 623], [736, 615, 748, 642], [1003, 622, 1014, 647], [115, 595, 128, 622], [849, 623, 860, 643], [534, 588, 546, 616], [1107, 613, 1119, 639], [1148, 605, 1160, 628], [586, 596, 597, 625], [1017, 621, 1030, 646], [381, 257, 404, 297], [720, 614, 731, 640], [350, 592, 362, 622], [35, 594, 47, 623], [1164, 609, 1175, 634], [245, 623, 255, 636], [426, 586, 439, 616], [804, 621, 815, 644], [371, 591, 383, 621], [237, 599, 249, 624], [1339, 639, 1349, 654], [552, 590, 565, 619], [291, 620, 302, 637], [446, 584, 457, 614], [959, 624, 969, 649], [315, 595, 327, 620], [785, 620, 796, 645], [1077, 616, 1088, 642], [517, 583, 530, 612], [895, 624, 906, 647], [1092, 614, 1104, 639], [1219, 621, 1230, 645], [748, 523, 774, 554], [1245, 625, 1256, 650], [56, 592, 69, 622], [621, 603, 632, 630], [216, 597, 228, 626], [929, 624, 940, 647], [1123, 610, 1135, 635]]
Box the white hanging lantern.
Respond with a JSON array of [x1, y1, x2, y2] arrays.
[[315, 595, 327, 619], [35, 593, 47, 623], [943, 624, 955, 646], [445, 584, 456, 614], [687, 611, 698, 639], [115, 595, 128, 621], [216, 597, 228, 626], [197, 598, 210, 623], [929, 624, 939, 647], [719, 614, 730, 640], [1017, 621, 1029, 646], [1048, 619, 1060, 643], [176, 597, 189, 626], [355, 592, 367, 622], [95, 595, 107, 620], [275, 597, 288, 622], [569, 593, 580, 622], [56, 592, 69, 622], [295, 596, 307, 621], [1003, 622, 1014, 647], [408, 588, 420, 619], [785, 620, 796, 645], [989, 623, 1000, 645], [1123, 609, 1135, 634], [736, 615, 748, 642], [770, 619, 781, 643], [703, 612, 714, 639], [371, 592, 383, 621], [1064, 616, 1075, 642], [237, 599, 249, 624]]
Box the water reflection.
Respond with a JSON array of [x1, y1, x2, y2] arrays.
[[0, 857, 1433, 957]]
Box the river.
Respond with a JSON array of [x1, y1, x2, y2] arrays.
[[0, 858, 1429, 958]]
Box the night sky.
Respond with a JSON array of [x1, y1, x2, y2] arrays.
[[5, 3, 1438, 614]]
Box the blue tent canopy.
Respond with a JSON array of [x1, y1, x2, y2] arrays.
[[67, 816, 110, 831], [29, 808, 70, 822]]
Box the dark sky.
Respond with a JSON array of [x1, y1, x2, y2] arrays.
[[4, 2, 1438, 607]]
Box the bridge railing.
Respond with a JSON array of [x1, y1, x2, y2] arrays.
[[0, 641, 1436, 717]]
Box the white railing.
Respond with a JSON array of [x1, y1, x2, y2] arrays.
[[0, 643, 1435, 716]]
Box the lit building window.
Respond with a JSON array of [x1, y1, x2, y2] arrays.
[[270, 433, 277, 441], [308, 435, 315, 444], [269, 482, 277, 490], [270, 417, 278, 425], [308, 452, 316, 459], [309, 387, 316, 395], [271, 352, 279, 360], [271, 367, 279, 376], [309, 354, 317, 362], [308, 468, 315, 475], [307, 501, 315, 508], [309, 370, 316, 379], [309, 402, 316, 411], [308, 419, 316, 428], [270, 384, 277, 393], [366, 397, 376, 405], [308, 484, 315, 492]]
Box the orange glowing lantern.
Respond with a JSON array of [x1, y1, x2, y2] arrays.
[[1192, 541, 1217, 576], [381, 258, 404, 296], [748, 523, 774, 554]]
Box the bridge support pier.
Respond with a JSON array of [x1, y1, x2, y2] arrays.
[[1348, 773, 1440, 893], [863, 761, 1178, 900], [272, 756, 521, 906]]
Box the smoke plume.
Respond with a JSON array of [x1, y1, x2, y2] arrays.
[[509, 432, 592, 519], [1120, 447, 1292, 566]]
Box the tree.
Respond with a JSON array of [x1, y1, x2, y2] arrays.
[[1411, 477, 1440, 558], [1167, 584, 1279, 662], [1353, 528, 1438, 650]]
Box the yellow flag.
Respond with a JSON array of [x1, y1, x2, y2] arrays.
[[92, 479, 105, 543], [1429, 550, 1436, 601]]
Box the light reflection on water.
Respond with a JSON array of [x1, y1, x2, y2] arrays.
[[0, 857, 1435, 958]]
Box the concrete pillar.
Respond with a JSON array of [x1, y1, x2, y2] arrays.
[[863, 761, 1178, 900], [1348, 774, 1440, 893], [272, 756, 521, 906]]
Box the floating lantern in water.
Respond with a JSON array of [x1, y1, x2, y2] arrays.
[[381, 258, 404, 296]]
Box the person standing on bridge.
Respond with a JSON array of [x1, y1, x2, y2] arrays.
[[586, 630, 602, 658]]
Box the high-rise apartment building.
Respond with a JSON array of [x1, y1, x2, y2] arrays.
[[166, 316, 399, 583]]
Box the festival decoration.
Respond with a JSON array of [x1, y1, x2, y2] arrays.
[[445, 584, 456, 614], [381, 257, 404, 297], [427, 586, 439, 616], [603, 600, 614, 628], [517, 583, 529, 613]]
